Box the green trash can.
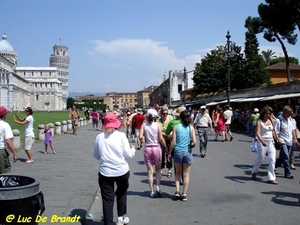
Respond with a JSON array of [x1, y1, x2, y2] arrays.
[[0, 175, 45, 225]]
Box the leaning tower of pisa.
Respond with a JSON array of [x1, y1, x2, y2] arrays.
[[49, 44, 70, 108]]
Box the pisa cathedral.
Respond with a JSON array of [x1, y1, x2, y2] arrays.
[[0, 34, 69, 110]]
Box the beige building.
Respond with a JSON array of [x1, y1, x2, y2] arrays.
[[104, 92, 137, 109], [137, 86, 157, 108]]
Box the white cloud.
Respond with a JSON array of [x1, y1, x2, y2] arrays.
[[84, 39, 202, 92], [90, 38, 201, 72]]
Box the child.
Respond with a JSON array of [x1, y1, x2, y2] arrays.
[[44, 124, 56, 154]]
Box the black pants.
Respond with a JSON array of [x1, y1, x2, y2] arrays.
[[161, 139, 172, 170], [98, 171, 130, 225]]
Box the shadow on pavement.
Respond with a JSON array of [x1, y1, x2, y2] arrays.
[[233, 164, 253, 170], [127, 190, 175, 200], [86, 219, 103, 225], [137, 160, 145, 165], [224, 175, 265, 184], [133, 171, 147, 176], [261, 191, 300, 207]]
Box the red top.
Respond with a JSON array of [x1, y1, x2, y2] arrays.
[[132, 114, 145, 129]]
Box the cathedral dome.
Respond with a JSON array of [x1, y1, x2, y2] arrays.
[[0, 34, 15, 53]]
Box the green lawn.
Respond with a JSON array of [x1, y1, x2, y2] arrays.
[[5, 110, 72, 139]]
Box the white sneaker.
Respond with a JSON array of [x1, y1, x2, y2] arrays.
[[116, 216, 130, 225], [155, 187, 162, 197], [150, 191, 156, 198]]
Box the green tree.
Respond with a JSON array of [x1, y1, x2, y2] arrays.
[[67, 97, 75, 109], [270, 56, 299, 65], [193, 46, 227, 95], [261, 49, 277, 66], [250, 1, 298, 82], [237, 17, 271, 88]]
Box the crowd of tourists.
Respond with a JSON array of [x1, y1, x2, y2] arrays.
[[1, 102, 299, 225]]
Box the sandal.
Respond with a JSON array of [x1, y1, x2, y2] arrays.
[[25, 160, 34, 164], [175, 191, 181, 199], [167, 172, 172, 178]]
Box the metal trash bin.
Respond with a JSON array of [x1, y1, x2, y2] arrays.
[[0, 175, 45, 225]]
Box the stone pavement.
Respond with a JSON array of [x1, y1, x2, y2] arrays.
[[5, 125, 300, 225]]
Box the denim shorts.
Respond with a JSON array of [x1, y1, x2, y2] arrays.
[[173, 151, 193, 164]]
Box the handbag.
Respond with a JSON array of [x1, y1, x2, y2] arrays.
[[251, 138, 258, 153], [274, 139, 282, 150], [189, 125, 195, 148], [269, 118, 281, 150]]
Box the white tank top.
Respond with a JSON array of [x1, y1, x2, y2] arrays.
[[259, 119, 273, 139]]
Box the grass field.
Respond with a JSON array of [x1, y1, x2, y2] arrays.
[[5, 110, 72, 139]]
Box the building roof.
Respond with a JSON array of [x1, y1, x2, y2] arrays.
[[267, 62, 300, 70], [0, 34, 15, 53], [75, 96, 104, 101], [137, 85, 158, 93]]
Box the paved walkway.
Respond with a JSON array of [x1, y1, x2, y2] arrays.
[[6, 125, 300, 225]]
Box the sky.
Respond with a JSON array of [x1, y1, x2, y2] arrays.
[[2, 0, 299, 94]]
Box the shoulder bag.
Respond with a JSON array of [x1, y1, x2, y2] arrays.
[[189, 125, 195, 148]]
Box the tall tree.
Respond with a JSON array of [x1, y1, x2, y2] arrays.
[[193, 46, 227, 94], [67, 97, 75, 109], [236, 17, 271, 88], [261, 49, 277, 66], [250, 0, 298, 82]]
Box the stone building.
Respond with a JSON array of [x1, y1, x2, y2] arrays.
[[150, 69, 194, 107], [104, 92, 137, 109], [137, 86, 157, 108], [0, 34, 69, 110]]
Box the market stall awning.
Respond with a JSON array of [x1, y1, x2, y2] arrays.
[[206, 101, 219, 106], [235, 97, 264, 102], [283, 93, 300, 98], [260, 94, 289, 101], [217, 98, 244, 104]]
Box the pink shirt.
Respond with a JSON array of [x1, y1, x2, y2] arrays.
[[91, 111, 99, 121]]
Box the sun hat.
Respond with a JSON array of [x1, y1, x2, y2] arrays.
[[200, 106, 206, 110], [102, 112, 121, 129], [173, 107, 185, 117], [254, 108, 259, 113], [137, 108, 143, 114], [0, 106, 9, 116], [147, 109, 158, 117]]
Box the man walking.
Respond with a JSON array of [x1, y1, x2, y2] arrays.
[[275, 105, 298, 179], [224, 105, 233, 141], [132, 108, 145, 149], [69, 105, 80, 135], [0, 107, 17, 174], [193, 106, 214, 158]]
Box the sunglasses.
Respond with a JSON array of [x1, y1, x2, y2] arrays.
[[162, 113, 168, 115]]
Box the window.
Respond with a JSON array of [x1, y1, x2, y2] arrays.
[[178, 84, 182, 92], [36, 95, 39, 100]]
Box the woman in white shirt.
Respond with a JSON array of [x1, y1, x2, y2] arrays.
[[14, 107, 34, 163], [251, 107, 278, 184], [93, 112, 136, 225]]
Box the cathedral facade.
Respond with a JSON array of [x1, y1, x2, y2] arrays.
[[0, 34, 69, 110]]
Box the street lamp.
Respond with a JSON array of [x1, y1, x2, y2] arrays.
[[183, 67, 187, 107], [223, 31, 237, 107]]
